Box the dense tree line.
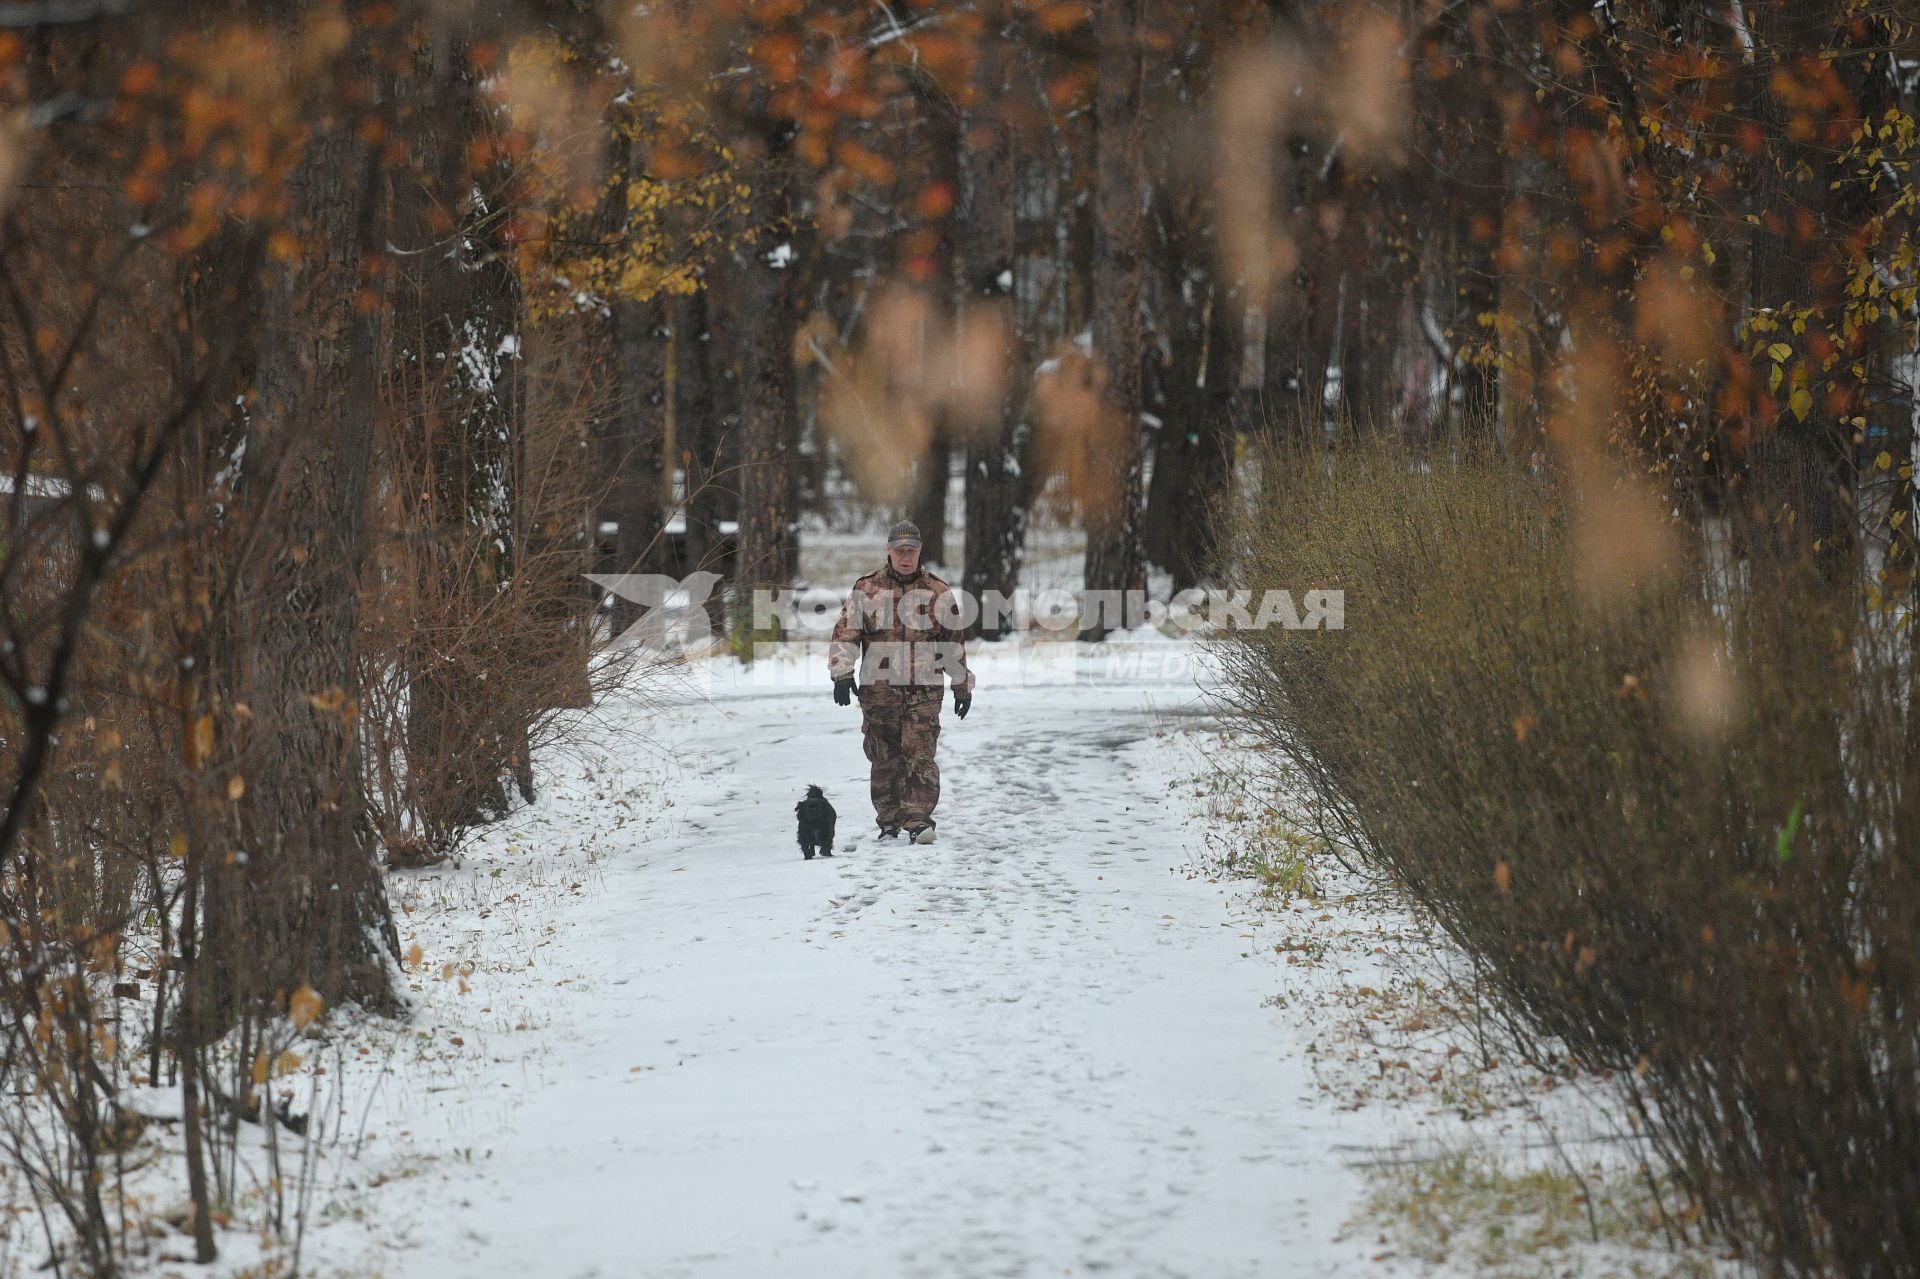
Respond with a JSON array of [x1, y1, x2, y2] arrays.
[[0, 0, 1917, 1271]]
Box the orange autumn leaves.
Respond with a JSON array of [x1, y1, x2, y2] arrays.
[[1214, 11, 1410, 306], [247, 984, 326, 1083], [813, 284, 1156, 525], [813, 287, 1012, 506], [97, 14, 363, 258]]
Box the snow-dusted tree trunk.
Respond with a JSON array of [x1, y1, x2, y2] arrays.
[[960, 8, 1030, 637], [674, 285, 731, 638], [591, 128, 671, 635], [395, 21, 532, 831], [205, 21, 398, 1019], [1419, 9, 1502, 435], [1140, 197, 1238, 595], [730, 114, 800, 612], [601, 296, 671, 625], [1083, 0, 1148, 638]]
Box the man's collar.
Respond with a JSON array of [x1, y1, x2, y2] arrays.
[[883, 561, 923, 585]]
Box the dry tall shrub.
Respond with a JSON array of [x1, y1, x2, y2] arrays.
[[1218, 438, 1919, 1278], [359, 312, 626, 866]]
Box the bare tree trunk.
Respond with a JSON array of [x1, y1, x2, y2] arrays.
[[177, 863, 216, 1263], [1083, 0, 1148, 639], [908, 434, 951, 564], [602, 296, 671, 629], [205, 42, 398, 1017], [730, 116, 800, 621], [1143, 271, 1239, 593], [960, 16, 1029, 637], [676, 287, 730, 637], [1262, 224, 1334, 442], [1439, 50, 1503, 436]]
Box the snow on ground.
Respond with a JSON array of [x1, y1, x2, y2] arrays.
[[88, 639, 1717, 1279], [293, 642, 1413, 1277]]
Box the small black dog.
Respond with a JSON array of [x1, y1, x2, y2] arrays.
[[795, 784, 837, 860]]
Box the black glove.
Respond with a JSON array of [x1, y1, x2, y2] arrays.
[[833, 677, 857, 706], [953, 689, 971, 719]]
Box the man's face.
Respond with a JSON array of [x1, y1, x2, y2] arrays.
[[888, 542, 921, 574]]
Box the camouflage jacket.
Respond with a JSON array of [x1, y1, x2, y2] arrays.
[[829, 564, 975, 700]]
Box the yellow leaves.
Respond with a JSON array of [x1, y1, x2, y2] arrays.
[[169, 831, 189, 859], [1766, 342, 1793, 363], [531, 128, 744, 320], [1875, 451, 1895, 472], [1511, 713, 1536, 742], [1789, 387, 1813, 422], [226, 774, 246, 801], [288, 984, 324, 1030], [403, 942, 424, 970], [1493, 861, 1512, 893]]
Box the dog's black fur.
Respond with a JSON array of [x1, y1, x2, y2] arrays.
[[795, 784, 837, 860]]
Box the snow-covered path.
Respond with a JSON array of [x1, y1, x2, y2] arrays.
[[313, 647, 1410, 1278]]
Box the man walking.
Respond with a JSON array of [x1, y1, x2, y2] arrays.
[[829, 520, 974, 844]]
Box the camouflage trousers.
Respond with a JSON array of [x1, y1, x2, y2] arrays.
[[860, 692, 942, 827]]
